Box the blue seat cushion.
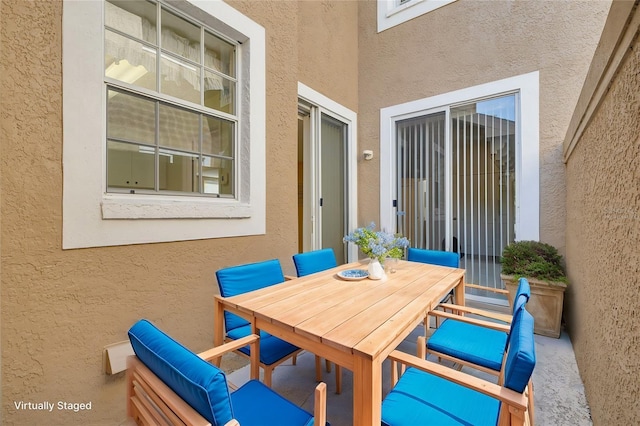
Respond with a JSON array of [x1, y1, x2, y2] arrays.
[[427, 319, 507, 372], [128, 319, 234, 426], [231, 380, 317, 426], [382, 367, 499, 426], [227, 325, 299, 366]]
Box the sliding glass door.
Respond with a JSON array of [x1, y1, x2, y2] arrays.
[[395, 94, 517, 294]]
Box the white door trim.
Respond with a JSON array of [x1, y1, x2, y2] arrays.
[[380, 71, 540, 242], [298, 82, 358, 262]]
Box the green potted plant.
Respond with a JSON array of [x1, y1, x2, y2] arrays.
[[501, 240, 568, 338]]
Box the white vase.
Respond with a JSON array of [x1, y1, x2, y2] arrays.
[[367, 258, 386, 280]]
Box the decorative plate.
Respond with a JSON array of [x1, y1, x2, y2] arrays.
[[337, 269, 369, 281]]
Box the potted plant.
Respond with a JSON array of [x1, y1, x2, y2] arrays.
[[501, 240, 568, 338]]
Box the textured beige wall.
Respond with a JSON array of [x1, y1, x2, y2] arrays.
[[297, 0, 358, 112], [0, 1, 357, 424], [357, 0, 610, 250], [565, 22, 640, 426]]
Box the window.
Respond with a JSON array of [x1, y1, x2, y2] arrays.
[[377, 0, 458, 33], [105, 1, 236, 197], [63, 0, 266, 248]]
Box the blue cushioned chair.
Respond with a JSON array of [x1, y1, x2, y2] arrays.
[[216, 259, 307, 387], [382, 305, 536, 426], [407, 248, 460, 302], [292, 248, 342, 394], [127, 319, 327, 426], [407, 247, 461, 331], [427, 278, 532, 377]]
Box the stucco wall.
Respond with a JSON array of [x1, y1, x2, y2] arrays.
[[0, 1, 357, 424], [565, 21, 640, 426], [297, 1, 359, 112], [357, 0, 610, 251]]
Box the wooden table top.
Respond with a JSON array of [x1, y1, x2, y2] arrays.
[[218, 259, 465, 361]]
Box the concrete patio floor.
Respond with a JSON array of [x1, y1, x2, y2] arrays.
[[226, 325, 591, 425]]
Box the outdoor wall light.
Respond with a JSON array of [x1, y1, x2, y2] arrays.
[[363, 150, 374, 160]]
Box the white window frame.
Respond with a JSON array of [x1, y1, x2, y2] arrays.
[[62, 0, 266, 249], [377, 0, 458, 33], [380, 71, 540, 242]]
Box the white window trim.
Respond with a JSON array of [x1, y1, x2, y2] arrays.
[[297, 83, 359, 262], [380, 71, 540, 242], [377, 0, 458, 33], [62, 0, 265, 249]]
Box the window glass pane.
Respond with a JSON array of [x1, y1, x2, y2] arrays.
[[159, 103, 199, 152], [105, 30, 157, 91], [107, 90, 156, 145], [159, 149, 199, 193], [105, 0, 157, 44], [161, 8, 200, 63], [202, 156, 233, 195], [202, 116, 234, 157], [204, 73, 235, 113], [204, 31, 235, 78], [104, 1, 239, 198], [160, 53, 200, 104], [107, 140, 155, 190]]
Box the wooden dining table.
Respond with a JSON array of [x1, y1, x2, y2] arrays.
[[213, 259, 466, 425]]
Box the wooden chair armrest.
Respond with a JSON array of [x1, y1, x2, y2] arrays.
[[465, 283, 510, 296], [314, 382, 327, 426], [437, 303, 513, 324], [198, 334, 259, 362], [429, 310, 511, 333], [388, 348, 528, 411]]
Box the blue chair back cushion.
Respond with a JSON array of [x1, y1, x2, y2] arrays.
[[504, 293, 528, 350], [503, 308, 536, 393], [293, 248, 337, 277], [513, 278, 531, 311], [216, 259, 285, 332], [407, 248, 460, 268], [128, 319, 234, 426]]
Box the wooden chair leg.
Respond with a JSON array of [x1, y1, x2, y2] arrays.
[[335, 365, 342, 395], [264, 367, 273, 388], [292, 354, 297, 366], [528, 379, 535, 425], [325, 359, 331, 373], [315, 356, 322, 382]]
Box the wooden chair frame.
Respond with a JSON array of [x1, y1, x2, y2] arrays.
[[127, 334, 327, 426], [425, 282, 515, 375], [437, 283, 512, 322]]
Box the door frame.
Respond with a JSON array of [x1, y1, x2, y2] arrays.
[[298, 82, 358, 262], [379, 72, 540, 245]]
